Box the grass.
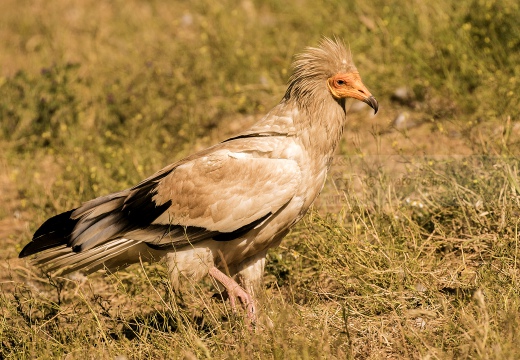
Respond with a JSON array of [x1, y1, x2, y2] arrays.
[[1, 0, 520, 358]]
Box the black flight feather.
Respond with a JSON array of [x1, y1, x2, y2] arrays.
[[19, 209, 78, 258]]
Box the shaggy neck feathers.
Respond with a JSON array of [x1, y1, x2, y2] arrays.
[[284, 38, 353, 166]]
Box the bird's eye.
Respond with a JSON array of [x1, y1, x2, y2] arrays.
[[336, 79, 345, 86]]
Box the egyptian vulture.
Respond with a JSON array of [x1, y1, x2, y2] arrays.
[[20, 38, 378, 321]]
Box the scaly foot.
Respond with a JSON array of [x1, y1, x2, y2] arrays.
[[208, 266, 256, 323]]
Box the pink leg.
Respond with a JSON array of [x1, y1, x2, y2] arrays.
[[208, 266, 256, 323]]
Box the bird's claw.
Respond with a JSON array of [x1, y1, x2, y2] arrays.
[[209, 266, 257, 324], [227, 284, 256, 324]]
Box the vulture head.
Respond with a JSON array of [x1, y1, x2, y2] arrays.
[[284, 37, 378, 114]]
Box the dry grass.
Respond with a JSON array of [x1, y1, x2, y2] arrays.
[[1, 0, 520, 358]]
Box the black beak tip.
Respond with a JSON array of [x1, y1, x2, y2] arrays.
[[366, 96, 379, 115]]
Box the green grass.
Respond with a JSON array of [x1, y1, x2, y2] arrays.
[[1, 0, 520, 358]]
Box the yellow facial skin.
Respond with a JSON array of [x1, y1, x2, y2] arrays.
[[327, 72, 379, 114]]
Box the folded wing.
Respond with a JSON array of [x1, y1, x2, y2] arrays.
[[19, 146, 301, 271]]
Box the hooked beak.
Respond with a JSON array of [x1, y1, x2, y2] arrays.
[[363, 96, 379, 114]]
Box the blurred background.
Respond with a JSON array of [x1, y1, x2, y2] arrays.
[[1, 0, 520, 358]]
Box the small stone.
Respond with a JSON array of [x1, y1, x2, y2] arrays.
[[415, 282, 427, 292], [393, 112, 416, 130], [415, 317, 426, 329], [391, 86, 414, 105], [181, 13, 193, 27]]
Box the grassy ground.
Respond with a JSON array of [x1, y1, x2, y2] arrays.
[[1, 0, 520, 358]]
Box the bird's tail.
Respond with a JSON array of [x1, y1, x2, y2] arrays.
[[30, 239, 153, 275], [18, 194, 157, 275]]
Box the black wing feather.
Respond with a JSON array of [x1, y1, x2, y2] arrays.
[[19, 210, 78, 257]]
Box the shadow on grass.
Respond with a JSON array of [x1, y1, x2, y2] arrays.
[[112, 293, 235, 341]]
